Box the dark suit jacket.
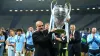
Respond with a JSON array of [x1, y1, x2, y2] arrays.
[[68, 31, 81, 52], [32, 30, 52, 56], [52, 33, 60, 48], [60, 36, 67, 49]]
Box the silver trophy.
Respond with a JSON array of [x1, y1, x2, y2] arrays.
[[49, 1, 71, 34]]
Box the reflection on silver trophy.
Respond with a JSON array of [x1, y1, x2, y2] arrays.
[[49, 1, 71, 34]]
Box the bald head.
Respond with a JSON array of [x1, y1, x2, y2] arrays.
[[70, 24, 76, 31], [36, 21, 44, 31], [92, 27, 97, 34]]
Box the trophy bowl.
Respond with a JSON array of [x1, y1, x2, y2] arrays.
[[54, 29, 65, 34], [49, 2, 71, 34], [53, 5, 66, 34]]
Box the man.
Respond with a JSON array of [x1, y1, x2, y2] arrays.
[[44, 23, 60, 56], [26, 27, 35, 56], [1, 27, 8, 53], [81, 28, 90, 56], [32, 21, 55, 56], [68, 24, 81, 56], [15, 29, 26, 56], [0, 28, 5, 56], [51, 33, 61, 56], [45, 23, 49, 30], [87, 27, 100, 56], [59, 33, 67, 56]]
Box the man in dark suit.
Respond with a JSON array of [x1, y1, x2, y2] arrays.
[[68, 24, 81, 56], [51, 33, 61, 56], [32, 21, 56, 56], [60, 33, 67, 56]]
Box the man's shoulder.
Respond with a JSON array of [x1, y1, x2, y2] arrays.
[[75, 31, 80, 33], [32, 31, 40, 35]]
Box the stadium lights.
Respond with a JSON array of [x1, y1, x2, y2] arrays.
[[36, 10, 39, 12], [20, 0, 22, 1], [16, 0, 22, 1], [92, 8, 95, 10], [9, 10, 13, 12], [38, 0, 44, 1], [46, 9, 49, 11], [16, 0, 19, 1], [72, 9, 74, 10], [15, 10, 18, 12], [20, 10, 23, 12], [77, 8, 80, 10], [41, 10, 44, 11], [25, 10, 28, 12], [87, 8, 90, 10], [30, 10, 33, 12]]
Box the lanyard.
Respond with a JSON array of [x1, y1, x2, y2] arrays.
[[17, 36, 21, 43]]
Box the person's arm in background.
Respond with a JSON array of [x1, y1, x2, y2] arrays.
[[0, 36, 5, 43], [6, 37, 11, 46], [26, 31, 30, 39], [55, 36, 62, 41], [94, 34, 100, 44]]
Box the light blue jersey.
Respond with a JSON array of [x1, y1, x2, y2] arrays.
[[26, 31, 33, 45], [15, 35, 26, 52], [87, 33, 100, 50], [0, 35, 5, 56], [0, 35, 5, 45], [7, 36, 16, 45], [7, 36, 16, 56]]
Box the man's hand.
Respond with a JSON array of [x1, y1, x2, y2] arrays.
[[55, 37, 62, 41], [66, 18, 70, 22], [70, 34, 74, 39], [51, 28, 57, 32]]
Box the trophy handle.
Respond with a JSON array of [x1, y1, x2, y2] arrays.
[[65, 3, 71, 15], [68, 3, 71, 15], [51, 1, 57, 11], [49, 1, 57, 32]]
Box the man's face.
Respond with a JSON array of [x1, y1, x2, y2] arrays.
[[17, 31, 22, 35], [70, 25, 75, 31], [10, 30, 15, 36], [45, 24, 49, 30], [36, 22, 44, 31], [61, 33, 65, 37], [92, 28, 96, 34], [29, 27, 34, 32]]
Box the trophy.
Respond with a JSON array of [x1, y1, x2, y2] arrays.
[[49, 0, 71, 34]]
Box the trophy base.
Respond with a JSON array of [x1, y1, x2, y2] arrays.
[[54, 29, 65, 34]]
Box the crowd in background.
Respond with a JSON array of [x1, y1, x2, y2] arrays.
[[0, 27, 35, 56], [0, 21, 100, 56]]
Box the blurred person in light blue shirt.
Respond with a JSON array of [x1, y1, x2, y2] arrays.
[[87, 27, 100, 56], [15, 29, 26, 56], [0, 28, 5, 56], [26, 27, 35, 56], [6, 29, 16, 56]]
